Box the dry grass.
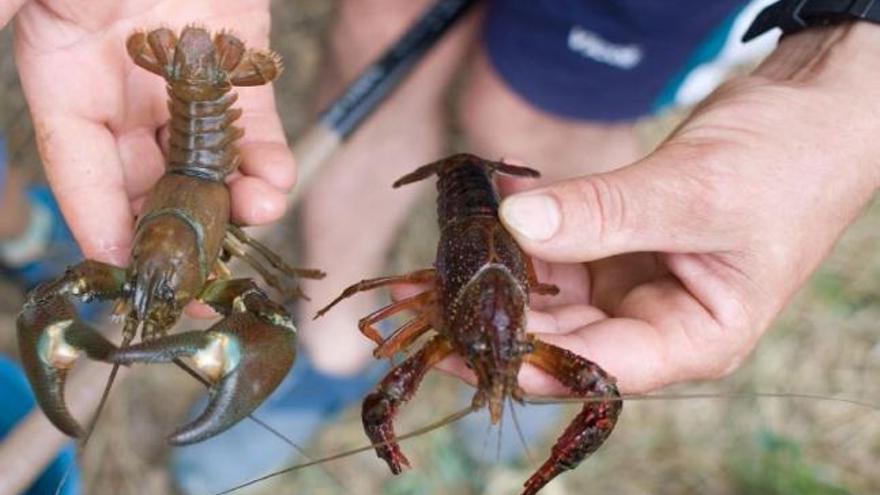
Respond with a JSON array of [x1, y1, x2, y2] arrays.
[[1, 1, 877, 494]]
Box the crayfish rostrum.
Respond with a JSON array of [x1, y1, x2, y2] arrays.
[[317, 153, 622, 495], [17, 26, 322, 445]]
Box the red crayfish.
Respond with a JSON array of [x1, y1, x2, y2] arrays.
[[17, 26, 322, 445], [317, 153, 622, 494]]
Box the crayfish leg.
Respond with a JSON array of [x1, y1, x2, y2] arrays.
[[372, 311, 434, 359], [521, 340, 622, 495], [223, 227, 325, 301], [525, 258, 560, 296], [362, 336, 453, 474], [314, 268, 436, 319], [358, 290, 436, 349], [226, 225, 326, 280]]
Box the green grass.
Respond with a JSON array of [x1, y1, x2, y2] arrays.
[[729, 429, 851, 495]]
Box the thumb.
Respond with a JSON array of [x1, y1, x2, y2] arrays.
[[498, 146, 729, 262]]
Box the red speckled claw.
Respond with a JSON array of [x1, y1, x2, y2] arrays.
[[17, 294, 117, 438], [362, 391, 412, 474], [521, 341, 622, 495], [111, 310, 296, 445], [361, 337, 453, 474]]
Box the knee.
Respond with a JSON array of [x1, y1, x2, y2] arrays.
[[330, 0, 435, 74]]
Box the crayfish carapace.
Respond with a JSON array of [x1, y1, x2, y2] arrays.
[[317, 153, 622, 494], [17, 26, 323, 445]]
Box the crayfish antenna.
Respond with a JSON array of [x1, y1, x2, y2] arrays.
[[522, 391, 880, 411], [509, 397, 535, 464], [211, 404, 479, 495]]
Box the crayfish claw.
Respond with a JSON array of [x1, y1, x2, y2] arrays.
[[110, 330, 213, 366], [168, 350, 245, 445], [108, 307, 296, 444], [17, 294, 117, 438], [170, 312, 295, 444]]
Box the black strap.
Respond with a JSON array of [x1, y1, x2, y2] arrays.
[[743, 0, 880, 42]]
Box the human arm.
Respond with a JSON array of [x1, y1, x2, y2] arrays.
[[498, 22, 880, 394]]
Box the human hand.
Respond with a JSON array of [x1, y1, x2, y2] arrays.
[[14, 0, 295, 265], [0, 0, 27, 27], [492, 24, 880, 395]]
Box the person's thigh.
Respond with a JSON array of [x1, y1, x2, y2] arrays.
[[461, 0, 756, 179], [325, 0, 474, 104], [299, 0, 480, 374]]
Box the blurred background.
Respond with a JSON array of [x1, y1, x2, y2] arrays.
[[0, 1, 878, 494]]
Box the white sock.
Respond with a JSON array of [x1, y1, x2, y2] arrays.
[[0, 200, 53, 267]]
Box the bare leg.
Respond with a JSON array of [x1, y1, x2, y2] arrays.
[[362, 336, 453, 473], [298, 0, 480, 375], [459, 51, 642, 183], [521, 340, 622, 495]]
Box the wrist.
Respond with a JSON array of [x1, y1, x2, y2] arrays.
[[756, 22, 880, 81], [753, 22, 880, 190]]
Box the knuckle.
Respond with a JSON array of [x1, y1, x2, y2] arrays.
[[571, 176, 628, 246]]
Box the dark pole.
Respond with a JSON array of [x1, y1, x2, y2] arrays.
[[291, 0, 480, 201]]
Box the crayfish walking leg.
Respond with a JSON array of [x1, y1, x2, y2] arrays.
[[315, 269, 436, 346]]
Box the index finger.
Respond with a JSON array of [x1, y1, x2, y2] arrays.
[[36, 115, 134, 265]]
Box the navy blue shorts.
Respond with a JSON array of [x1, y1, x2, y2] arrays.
[[484, 0, 776, 122]]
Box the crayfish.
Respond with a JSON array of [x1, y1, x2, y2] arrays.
[[317, 153, 622, 494], [17, 26, 322, 445]]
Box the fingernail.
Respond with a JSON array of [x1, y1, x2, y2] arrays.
[[500, 193, 560, 241]]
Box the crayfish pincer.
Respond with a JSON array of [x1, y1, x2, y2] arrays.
[[17, 26, 323, 445], [317, 153, 621, 494]]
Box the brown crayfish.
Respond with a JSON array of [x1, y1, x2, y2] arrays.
[[17, 26, 322, 445], [317, 153, 622, 494]]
